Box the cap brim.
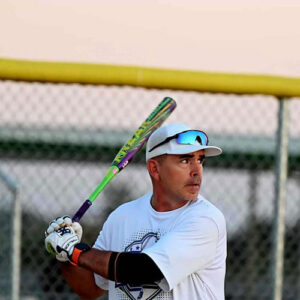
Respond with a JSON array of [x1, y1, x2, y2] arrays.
[[146, 143, 222, 161], [166, 145, 222, 157]]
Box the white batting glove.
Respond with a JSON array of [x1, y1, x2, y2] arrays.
[[45, 225, 79, 262], [45, 215, 83, 241], [45, 216, 83, 262]]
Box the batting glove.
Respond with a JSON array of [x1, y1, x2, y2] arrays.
[[45, 216, 83, 262], [45, 216, 83, 241], [45, 225, 80, 262]]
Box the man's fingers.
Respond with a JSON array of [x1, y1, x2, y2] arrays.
[[63, 216, 72, 226], [45, 216, 82, 244], [72, 222, 83, 241], [46, 215, 72, 236], [56, 215, 72, 227], [46, 221, 60, 235]]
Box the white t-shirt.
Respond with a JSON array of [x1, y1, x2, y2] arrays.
[[93, 193, 227, 300]]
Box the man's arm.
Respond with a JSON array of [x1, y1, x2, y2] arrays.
[[77, 248, 112, 279], [60, 247, 163, 299], [44, 217, 106, 299], [61, 261, 105, 300], [77, 248, 163, 286], [45, 219, 163, 293]]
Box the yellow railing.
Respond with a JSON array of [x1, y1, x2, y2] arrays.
[[0, 58, 300, 97]]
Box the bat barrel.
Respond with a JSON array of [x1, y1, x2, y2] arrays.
[[72, 97, 176, 221]]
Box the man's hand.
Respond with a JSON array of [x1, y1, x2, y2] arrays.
[[45, 216, 83, 262], [45, 216, 105, 299], [45, 216, 83, 241]]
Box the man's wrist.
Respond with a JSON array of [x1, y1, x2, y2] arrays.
[[69, 243, 91, 266]]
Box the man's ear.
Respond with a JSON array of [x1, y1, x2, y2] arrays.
[[147, 159, 160, 181]]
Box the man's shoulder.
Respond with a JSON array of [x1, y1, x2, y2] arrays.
[[109, 192, 151, 218], [190, 195, 226, 227]]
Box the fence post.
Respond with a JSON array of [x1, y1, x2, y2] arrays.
[[272, 98, 290, 300], [0, 170, 21, 300], [12, 187, 21, 300]]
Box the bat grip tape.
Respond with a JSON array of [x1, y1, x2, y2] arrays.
[[72, 199, 92, 222]]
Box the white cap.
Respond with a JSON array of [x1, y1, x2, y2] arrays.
[[146, 123, 222, 161]]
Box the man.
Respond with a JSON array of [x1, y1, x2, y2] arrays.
[[45, 123, 227, 300]]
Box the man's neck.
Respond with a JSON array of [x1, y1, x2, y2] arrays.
[[150, 194, 189, 212]]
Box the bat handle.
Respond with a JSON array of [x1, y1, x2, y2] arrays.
[[72, 199, 92, 222]]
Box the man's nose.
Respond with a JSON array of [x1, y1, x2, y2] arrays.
[[190, 162, 202, 177]]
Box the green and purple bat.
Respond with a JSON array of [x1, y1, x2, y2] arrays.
[[72, 97, 177, 222]]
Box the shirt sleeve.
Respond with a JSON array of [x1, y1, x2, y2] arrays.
[[142, 216, 219, 291], [92, 221, 110, 290]]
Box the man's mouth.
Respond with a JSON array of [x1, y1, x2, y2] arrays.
[[186, 182, 201, 189], [186, 182, 200, 186]]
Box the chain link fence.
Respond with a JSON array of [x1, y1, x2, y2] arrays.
[[0, 170, 13, 299], [0, 79, 299, 299]]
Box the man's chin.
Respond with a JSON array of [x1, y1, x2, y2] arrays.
[[185, 187, 200, 200], [184, 192, 199, 201]]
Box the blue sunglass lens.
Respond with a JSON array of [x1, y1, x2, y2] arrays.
[[176, 131, 208, 145]]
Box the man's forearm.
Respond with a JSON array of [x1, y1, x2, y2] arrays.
[[61, 261, 105, 300], [78, 248, 163, 286], [78, 248, 112, 278]]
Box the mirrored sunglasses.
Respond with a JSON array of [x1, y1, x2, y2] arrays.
[[149, 130, 209, 152]]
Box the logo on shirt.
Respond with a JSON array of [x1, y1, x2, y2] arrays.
[[116, 232, 162, 300]]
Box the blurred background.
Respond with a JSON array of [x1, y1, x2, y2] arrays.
[[1, 0, 300, 75], [0, 0, 300, 300]]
